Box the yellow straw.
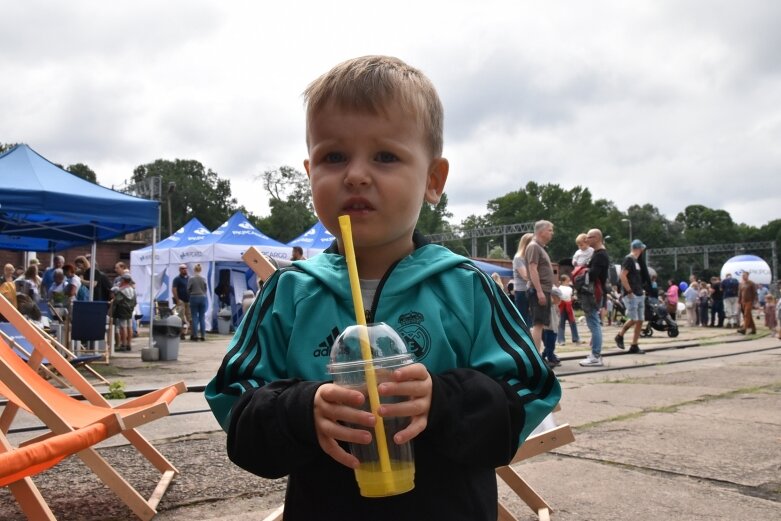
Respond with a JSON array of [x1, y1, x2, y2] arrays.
[[338, 215, 393, 476]]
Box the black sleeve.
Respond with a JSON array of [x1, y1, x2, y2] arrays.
[[418, 369, 525, 468], [226, 379, 325, 478], [588, 250, 610, 284]]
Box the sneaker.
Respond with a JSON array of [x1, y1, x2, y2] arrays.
[[557, 342, 565, 346], [579, 355, 603, 367], [546, 358, 562, 367], [615, 334, 625, 350], [628, 345, 645, 354]]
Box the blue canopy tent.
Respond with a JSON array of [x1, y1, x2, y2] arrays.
[[129, 217, 211, 322], [471, 259, 513, 278], [0, 145, 159, 251], [0, 144, 160, 349], [170, 212, 290, 330], [287, 221, 336, 258]]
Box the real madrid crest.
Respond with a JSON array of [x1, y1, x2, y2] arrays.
[[397, 311, 431, 361]]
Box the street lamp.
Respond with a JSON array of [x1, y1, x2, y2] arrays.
[[166, 182, 176, 237], [621, 218, 632, 244]]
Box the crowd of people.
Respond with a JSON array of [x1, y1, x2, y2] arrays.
[[494, 220, 778, 370], [0, 256, 139, 351]]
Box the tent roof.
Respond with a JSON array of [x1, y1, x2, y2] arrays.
[[471, 259, 513, 278], [137, 217, 210, 252], [198, 212, 287, 247], [0, 144, 159, 251], [287, 221, 336, 252]]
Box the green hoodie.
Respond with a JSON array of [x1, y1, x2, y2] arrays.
[[206, 237, 560, 520]]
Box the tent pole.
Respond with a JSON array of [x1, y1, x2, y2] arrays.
[[149, 227, 156, 350], [89, 241, 97, 302]]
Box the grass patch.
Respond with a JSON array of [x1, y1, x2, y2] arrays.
[[576, 381, 781, 430], [88, 364, 122, 377]]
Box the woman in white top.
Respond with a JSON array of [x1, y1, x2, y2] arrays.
[[513, 233, 534, 325]]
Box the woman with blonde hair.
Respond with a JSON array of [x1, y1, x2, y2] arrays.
[[513, 233, 534, 324]]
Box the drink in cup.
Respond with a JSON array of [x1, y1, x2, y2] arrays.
[[328, 323, 416, 497]]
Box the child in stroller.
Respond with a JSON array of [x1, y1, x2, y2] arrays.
[[606, 285, 626, 326], [641, 294, 679, 337]]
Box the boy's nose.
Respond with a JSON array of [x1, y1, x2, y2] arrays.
[[343, 161, 371, 188]]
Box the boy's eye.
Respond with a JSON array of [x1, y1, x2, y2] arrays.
[[324, 152, 345, 163], [375, 151, 398, 163]]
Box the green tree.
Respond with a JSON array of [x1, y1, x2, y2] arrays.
[[675, 205, 737, 245], [67, 163, 97, 184], [0, 142, 19, 154], [252, 166, 316, 242], [131, 159, 238, 232], [485, 182, 619, 261], [417, 193, 453, 235]]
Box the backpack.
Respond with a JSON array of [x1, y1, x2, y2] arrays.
[[572, 265, 594, 295], [113, 290, 136, 318]]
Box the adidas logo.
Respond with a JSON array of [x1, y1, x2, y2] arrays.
[[312, 326, 340, 357]]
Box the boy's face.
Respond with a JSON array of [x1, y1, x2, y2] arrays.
[[304, 102, 448, 264]]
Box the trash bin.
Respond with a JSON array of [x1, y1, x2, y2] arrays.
[[152, 314, 182, 361], [217, 307, 232, 335]]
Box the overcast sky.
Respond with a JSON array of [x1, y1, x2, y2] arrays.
[[2, 0, 779, 229]]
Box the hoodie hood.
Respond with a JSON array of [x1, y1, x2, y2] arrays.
[[293, 243, 471, 300]]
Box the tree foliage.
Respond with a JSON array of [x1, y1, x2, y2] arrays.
[[417, 193, 453, 235], [251, 166, 317, 242], [67, 163, 98, 184], [131, 159, 239, 232]]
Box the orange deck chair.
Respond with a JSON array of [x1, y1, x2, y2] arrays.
[[0, 408, 123, 520], [0, 296, 187, 520]]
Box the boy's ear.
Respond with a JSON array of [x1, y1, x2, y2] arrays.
[[424, 158, 449, 205], [303, 159, 311, 179]]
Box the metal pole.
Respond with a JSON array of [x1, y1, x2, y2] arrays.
[[89, 241, 97, 301]]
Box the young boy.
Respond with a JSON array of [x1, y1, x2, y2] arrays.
[[205, 56, 560, 520]]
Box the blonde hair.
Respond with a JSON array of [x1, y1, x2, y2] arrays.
[[194, 263, 202, 273], [515, 233, 534, 258], [490, 272, 503, 287], [304, 55, 444, 157], [575, 233, 587, 247]]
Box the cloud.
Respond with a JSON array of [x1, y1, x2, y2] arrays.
[[1, 0, 778, 230]]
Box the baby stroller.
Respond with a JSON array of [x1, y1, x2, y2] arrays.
[[641, 297, 679, 337], [606, 292, 627, 325]]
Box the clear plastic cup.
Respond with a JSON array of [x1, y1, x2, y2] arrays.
[[327, 323, 416, 497]]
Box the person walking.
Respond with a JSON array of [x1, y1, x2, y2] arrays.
[[721, 273, 740, 328], [524, 220, 555, 354], [709, 276, 724, 327], [683, 281, 699, 327], [615, 239, 648, 354], [665, 280, 679, 321], [187, 263, 208, 341], [737, 272, 757, 335], [578, 229, 610, 366], [172, 264, 192, 340], [512, 233, 533, 325]]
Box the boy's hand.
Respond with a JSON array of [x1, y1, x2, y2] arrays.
[[537, 291, 547, 305], [313, 383, 376, 469], [378, 363, 432, 445]]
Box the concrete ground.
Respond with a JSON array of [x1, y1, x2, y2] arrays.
[[2, 322, 780, 520]]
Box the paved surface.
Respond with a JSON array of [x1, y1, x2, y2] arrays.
[[2, 323, 780, 520]]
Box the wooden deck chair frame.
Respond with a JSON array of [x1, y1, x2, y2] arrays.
[[0, 414, 123, 520], [0, 296, 187, 520], [0, 326, 109, 388], [496, 403, 575, 521]]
